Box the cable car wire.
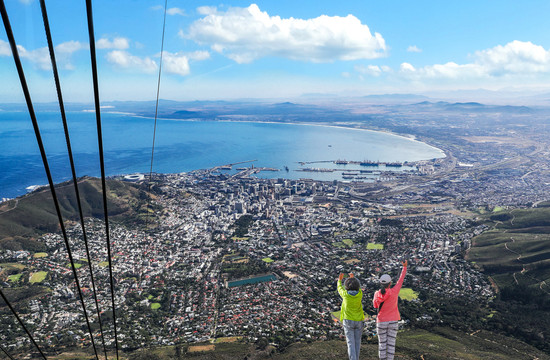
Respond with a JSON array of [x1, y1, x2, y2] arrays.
[[0, 1, 100, 359], [38, 0, 108, 358], [146, 0, 168, 231], [85, 0, 120, 358]]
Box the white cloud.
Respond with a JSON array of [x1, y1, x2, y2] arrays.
[[166, 7, 185, 16], [407, 45, 422, 53], [105, 49, 209, 76], [106, 50, 157, 73], [56, 40, 87, 54], [188, 50, 210, 61], [400, 62, 415, 73], [162, 52, 190, 76], [355, 65, 382, 76], [184, 4, 386, 63], [475, 40, 550, 75], [0, 39, 11, 56], [1, 40, 86, 70], [152, 5, 186, 15], [197, 6, 217, 15], [97, 37, 130, 50], [400, 41, 550, 81], [354, 64, 392, 77]]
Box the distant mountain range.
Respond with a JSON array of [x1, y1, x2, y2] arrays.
[[413, 101, 534, 114], [0, 96, 544, 120]]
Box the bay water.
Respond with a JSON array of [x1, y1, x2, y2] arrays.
[[0, 111, 444, 199]]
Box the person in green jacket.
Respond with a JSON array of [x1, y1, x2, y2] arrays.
[[338, 272, 364, 360]]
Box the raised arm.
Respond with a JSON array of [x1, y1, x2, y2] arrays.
[[394, 260, 408, 291], [337, 273, 346, 298]]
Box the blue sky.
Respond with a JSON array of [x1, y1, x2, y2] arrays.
[[2, 0, 550, 102]]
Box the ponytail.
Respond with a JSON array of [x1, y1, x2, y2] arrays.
[[380, 285, 387, 295]]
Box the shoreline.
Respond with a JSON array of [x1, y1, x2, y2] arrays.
[[115, 112, 446, 158]]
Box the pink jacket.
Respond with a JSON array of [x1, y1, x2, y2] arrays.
[[373, 265, 407, 322]]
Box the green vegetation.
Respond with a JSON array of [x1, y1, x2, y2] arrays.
[[492, 206, 506, 212], [468, 206, 550, 353], [342, 238, 354, 246], [262, 257, 274, 263], [0, 263, 25, 271], [221, 255, 269, 280], [0, 286, 50, 305], [332, 239, 355, 248], [151, 303, 161, 310], [0, 177, 153, 251], [7, 273, 22, 282], [29, 271, 48, 283], [33, 252, 48, 258], [99, 261, 109, 267], [367, 242, 384, 250], [232, 214, 254, 237], [399, 288, 419, 301], [470, 207, 550, 289], [68, 263, 82, 269], [115, 327, 548, 360]]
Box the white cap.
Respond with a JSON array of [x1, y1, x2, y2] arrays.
[[379, 274, 391, 284]]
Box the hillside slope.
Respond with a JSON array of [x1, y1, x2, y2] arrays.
[[0, 177, 152, 251], [59, 327, 549, 359]]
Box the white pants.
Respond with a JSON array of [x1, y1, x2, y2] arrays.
[[377, 321, 398, 360]]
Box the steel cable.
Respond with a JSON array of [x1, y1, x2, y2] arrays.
[[146, 0, 168, 231], [84, 1, 120, 358], [38, 0, 108, 358], [0, 1, 99, 359]]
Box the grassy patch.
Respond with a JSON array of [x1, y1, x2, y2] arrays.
[[33, 252, 48, 258], [68, 263, 82, 269], [8, 273, 22, 282], [213, 336, 242, 343], [367, 243, 384, 250], [262, 257, 274, 263], [188, 344, 215, 353], [29, 271, 48, 283], [493, 206, 506, 212], [342, 239, 354, 246], [151, 302, 161, 310], [98, 261, 109, 268], [0, 263, 26, 271], [344, 258, 360, 264], [231, 236, 249, 241], [399, 288, 419, 301], [332, 242, 346, 248]]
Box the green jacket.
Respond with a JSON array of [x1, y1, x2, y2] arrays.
[[337, 280, 364, 322]]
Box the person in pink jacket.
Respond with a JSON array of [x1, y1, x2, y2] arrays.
[[372, 260, 407, 360]]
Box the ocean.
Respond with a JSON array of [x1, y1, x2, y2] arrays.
[[0, 111, 444, 199]]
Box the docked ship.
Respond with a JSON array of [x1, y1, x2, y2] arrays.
[[335, 159, 349, 165], [360, 160, 379, 166], [385, 162, 403, 167]]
